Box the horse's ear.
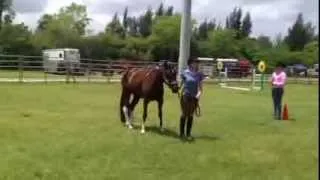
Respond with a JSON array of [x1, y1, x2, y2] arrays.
[[162, 61, 169, 68]]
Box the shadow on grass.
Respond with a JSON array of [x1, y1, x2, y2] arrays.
[[144, 125, 222, 142]]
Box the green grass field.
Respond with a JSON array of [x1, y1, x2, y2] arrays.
[[0, 83, 318, 180]]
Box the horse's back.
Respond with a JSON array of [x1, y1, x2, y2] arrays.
[[121, 67, 163, 98]]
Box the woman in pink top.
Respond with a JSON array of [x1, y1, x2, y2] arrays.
[[270, 62, 287, 120]]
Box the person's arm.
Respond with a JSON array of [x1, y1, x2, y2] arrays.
[[283, 72, 287, 86], [196, 73, 204, 99], [179, 71, 185, 92], [270, 72, 275, 86]]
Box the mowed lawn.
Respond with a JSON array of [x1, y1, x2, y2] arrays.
[[0, 83, 318, 180]]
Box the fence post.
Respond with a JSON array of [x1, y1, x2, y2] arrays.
[[18, 57, 23, 83], [43, 61, 47, 84], [218, 69, 221, 84], [251, 68, 255, 89], [225, 67, 228, 80], [87, 60, 91, 83], [44, 71, 48, 84], [307, 75, 312, 85], [107, 62, 112, 83], [260, 73, 264, 90]]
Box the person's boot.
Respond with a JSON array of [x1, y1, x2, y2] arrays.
[[274, 104, 281, 120], [179, 116, 186, 138], [274, 107, 279, 120], [186, 116, 194, 141], [278, 107, 282, 120]]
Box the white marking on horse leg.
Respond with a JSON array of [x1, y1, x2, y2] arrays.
[[122, 106, 132, 129], [129, 94, 134, 103], [141, 122, 145, 134]]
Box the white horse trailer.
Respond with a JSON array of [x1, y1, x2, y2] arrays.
[[197, 57, 215, 78], [42, 48, 81, 74]]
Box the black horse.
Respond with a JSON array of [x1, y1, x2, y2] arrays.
[[119, 62, 179, 134]]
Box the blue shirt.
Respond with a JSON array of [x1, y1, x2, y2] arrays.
[[180, 68, 204, 97]]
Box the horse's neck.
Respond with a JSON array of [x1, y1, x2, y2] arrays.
[[153, 67, 164, 83]]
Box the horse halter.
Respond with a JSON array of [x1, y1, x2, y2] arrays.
[[162, 67, 178, 88]]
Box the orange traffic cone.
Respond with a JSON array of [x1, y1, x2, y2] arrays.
[[282, 103, 289, 120]]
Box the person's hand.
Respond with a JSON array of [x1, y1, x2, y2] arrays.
[[196, 91, 201, 99]]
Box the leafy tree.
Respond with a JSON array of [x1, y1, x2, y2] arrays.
[[138, 8, 153, 37], [226, 7, 242, 38], [205, 29, 240, 58], [0, 2, 316, 67], [256, 35, 273, 49], [240, 12, 252, 38], [0, 0, 12, 29], [127, 17, 139, 37], [149, 15, 181, 60], [197, 21, 208, 40], [156, 3, 164, 17], [122, 7, 128, 37], [58, 2, 91, 35], [285, 13, 315, 51], [105, 13, 124, 37], [32, 2, 91, 52], [123, 36, 150, 60], [37, 14, 54, 32], [302, 41, 319, 66], [165, 6, 174, 16], [197, 19, 216, 40], [238, 38, 259, 60], [32, 14, 81, 50], [0, 23, 33, 54]]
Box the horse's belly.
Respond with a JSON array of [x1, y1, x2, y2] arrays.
[[125, 84, 143, 96]]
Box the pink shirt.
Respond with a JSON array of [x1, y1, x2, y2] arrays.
[[271, 71, 287, 87]]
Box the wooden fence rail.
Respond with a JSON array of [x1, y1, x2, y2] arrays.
[[0, 54, 318, 85]]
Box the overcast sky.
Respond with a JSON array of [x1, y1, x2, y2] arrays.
[[11, 0, 319, 38]]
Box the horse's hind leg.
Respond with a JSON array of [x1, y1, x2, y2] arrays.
[[122, 92, 133, 129], [141, 99, 149, 134], [128, 95, 140, 123], [157, 98, 164, 132]]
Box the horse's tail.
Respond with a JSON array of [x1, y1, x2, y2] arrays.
[[119, 71, 129, 123]]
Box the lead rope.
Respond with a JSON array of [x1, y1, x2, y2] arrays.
[[195, 100, 201, 117], [177, 88, 201, 118]]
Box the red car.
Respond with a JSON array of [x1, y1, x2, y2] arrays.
[[239, 59, 252, 77]]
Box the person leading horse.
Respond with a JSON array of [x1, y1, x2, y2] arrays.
[[179, 58, 204, 140]]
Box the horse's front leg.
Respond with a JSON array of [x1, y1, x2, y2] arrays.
[[157, 98, 164, 132], [141, 99, 149, 134]]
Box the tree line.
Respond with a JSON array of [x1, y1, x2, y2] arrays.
[[0, 0, 318, 68]]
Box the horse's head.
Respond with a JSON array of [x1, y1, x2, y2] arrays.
[[161, 61, 179, 93]]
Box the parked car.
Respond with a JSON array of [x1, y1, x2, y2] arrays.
[[286, 64, 308, 77]]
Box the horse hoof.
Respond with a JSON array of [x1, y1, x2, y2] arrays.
[[126, 123, 133, 129], [160, 128, 165, 132], [141, 129, 145, 134]]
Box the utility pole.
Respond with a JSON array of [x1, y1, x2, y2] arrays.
[[178, 0, 192, 79]]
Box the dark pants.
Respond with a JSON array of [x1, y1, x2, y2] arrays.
[[272, 87, 284, 120], [180, 94, 198, 137]]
